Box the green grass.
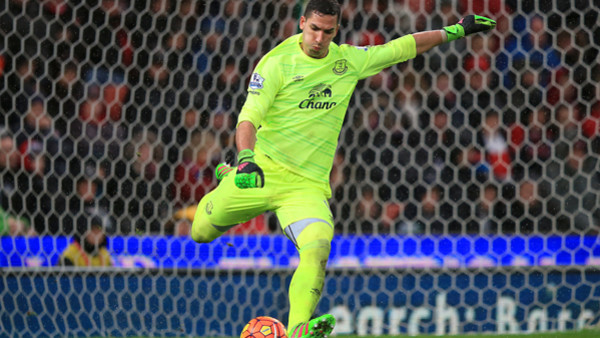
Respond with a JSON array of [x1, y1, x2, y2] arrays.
[[198, 329, 600, 338], [327, 331, 600, 338], [115, 329, 600, 338]]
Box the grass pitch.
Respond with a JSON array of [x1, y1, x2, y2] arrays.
[[330, 330, 600, 338], [199, 329, 600, 338]]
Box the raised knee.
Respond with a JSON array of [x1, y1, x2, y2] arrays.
[[191, 214, 216, 243], [191, 231, 214, 244], [191, 216, 222, 244]]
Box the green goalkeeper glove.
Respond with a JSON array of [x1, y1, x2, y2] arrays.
[[443, 15, 496, 42], [234, 149, 265, 189]]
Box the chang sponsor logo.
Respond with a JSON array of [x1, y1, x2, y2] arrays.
[[299, 83, 337, 109]]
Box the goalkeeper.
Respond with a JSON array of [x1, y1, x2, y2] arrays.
[[191, 1, 495, 337]]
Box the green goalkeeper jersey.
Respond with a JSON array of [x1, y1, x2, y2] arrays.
[[238, 33, 417, 184]]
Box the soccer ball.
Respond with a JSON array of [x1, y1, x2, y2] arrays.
[[240, 316, 287, 338]]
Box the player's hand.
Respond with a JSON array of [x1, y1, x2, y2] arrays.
[[443, 15, 496, 42], [234, 149, 265, 189]]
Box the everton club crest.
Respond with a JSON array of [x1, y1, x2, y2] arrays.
[[332, 59, 348, 75]]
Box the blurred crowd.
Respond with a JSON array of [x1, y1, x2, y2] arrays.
[[0, 0, 598, 238]]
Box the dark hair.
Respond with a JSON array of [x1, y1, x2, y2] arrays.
[[304, 0, 341, 22]]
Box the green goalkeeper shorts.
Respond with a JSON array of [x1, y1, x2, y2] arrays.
[[192, 151, 334, 235]]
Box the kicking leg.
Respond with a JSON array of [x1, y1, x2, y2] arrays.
[[191, 165, 271, 243]]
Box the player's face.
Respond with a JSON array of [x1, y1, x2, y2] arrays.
[[299, 12, 339, 59]]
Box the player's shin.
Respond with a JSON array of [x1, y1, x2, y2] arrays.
[[287, 238, 330, 332], [287, 221, 334, 336]]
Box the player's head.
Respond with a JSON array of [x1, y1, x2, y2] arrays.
[[299, 0, 341, 59]]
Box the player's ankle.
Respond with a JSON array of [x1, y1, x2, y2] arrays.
[[288, 322, 304, 338], [288, 315, 336, 338]]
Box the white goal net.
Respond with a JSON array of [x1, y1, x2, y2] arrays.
[[1, 0, 599, 336]]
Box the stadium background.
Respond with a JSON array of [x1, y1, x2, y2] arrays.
[[1, 0, 599, 336]]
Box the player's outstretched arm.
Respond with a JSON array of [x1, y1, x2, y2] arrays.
[[413, 14, 496, 55]]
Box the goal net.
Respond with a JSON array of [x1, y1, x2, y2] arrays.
[[1, 0, 599, 336]]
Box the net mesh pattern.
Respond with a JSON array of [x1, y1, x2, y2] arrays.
[[1, 0, 599, 237]]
